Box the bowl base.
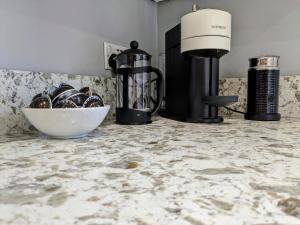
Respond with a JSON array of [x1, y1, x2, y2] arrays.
[[44, 133, 89, 139]]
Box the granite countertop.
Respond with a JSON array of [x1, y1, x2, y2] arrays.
[[0, 117, 299, 225]]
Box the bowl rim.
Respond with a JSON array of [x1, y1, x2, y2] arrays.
[[22, 105, 110, 111]]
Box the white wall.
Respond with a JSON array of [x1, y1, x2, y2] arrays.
[[0, 0, 158, 76], [158, 0, 300, 77]]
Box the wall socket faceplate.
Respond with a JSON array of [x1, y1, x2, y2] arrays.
[[104, 42, 127, 70]]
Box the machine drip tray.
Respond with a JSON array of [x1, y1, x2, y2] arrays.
[[160, 112, 224, 124], [186, 117, 224, 124], [202, 96, 238, 106]]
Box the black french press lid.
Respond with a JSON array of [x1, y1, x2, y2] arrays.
[[109, 41, 151, 71], [120, 41, 151, 57]]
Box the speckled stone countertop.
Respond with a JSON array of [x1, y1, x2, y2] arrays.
[[0, 118, 300, 225]]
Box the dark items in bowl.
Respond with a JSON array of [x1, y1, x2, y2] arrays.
[[47, 86, 58, 99], [83, 96, 104, 108], [67, 93, 86, 106], [79, 87, 104, 107], [53, 100, 78, 108], [80, 87, 103, 99], [52, 86, 75, 102], [30, 83, 104, 109], [53, 89, 78, 104], [79, 87, 92, 97], [30, 95, 52, 109], [32, 93, 43, 101], [91, 92, 103, 101], [87, 92, 104, 105], [59, 83, 74, 89]]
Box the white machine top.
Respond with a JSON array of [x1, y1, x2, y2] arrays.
[[181, 8, 232, 53]]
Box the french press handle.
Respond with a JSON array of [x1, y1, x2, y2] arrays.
[[150, 67, 164, 114]]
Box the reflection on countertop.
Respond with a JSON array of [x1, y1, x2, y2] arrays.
[[0, 117, 299, 225]]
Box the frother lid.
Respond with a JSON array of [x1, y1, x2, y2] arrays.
[[249, 56, 280, 69]]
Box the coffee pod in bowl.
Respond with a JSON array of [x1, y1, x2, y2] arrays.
[[53, 99, 78, 108], [30, 94, 52, 109], [80, 87, 103, 100], [47, 86, 58, 100], [88, 92, 104, 105], [83, 96, 104, 108], [52, 86, 76, 103], [79, 87, 92, 97], [59, 83, 74, 89], [32, 93, 43, 101], [67, 92, 86, 107], [91, 92, 103, 103], [32, 90, 50, 101], [52, 89, 78, 105]]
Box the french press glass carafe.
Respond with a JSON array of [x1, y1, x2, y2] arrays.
[[111, 41, 164, 125]]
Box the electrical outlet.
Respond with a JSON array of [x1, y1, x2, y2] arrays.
[[104, 42, 127, 70]]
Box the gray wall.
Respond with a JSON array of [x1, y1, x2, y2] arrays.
[[0, 0, 157, 76], [158, 0, 300, 77]]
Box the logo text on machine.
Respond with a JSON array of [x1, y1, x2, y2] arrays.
[[211, 25, 226, 30]]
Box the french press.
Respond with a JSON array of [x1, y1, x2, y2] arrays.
[[109, 41, 164, 125]]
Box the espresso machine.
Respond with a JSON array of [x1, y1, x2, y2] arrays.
[[163, 6, 238, 123]]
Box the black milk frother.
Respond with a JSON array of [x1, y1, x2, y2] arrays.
[[245, 56, 281, 121]]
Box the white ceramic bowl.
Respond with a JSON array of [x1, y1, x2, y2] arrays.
[[22, 106, 110, 139]]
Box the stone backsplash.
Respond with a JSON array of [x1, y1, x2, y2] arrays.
[[0, 69, 299, 135]]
